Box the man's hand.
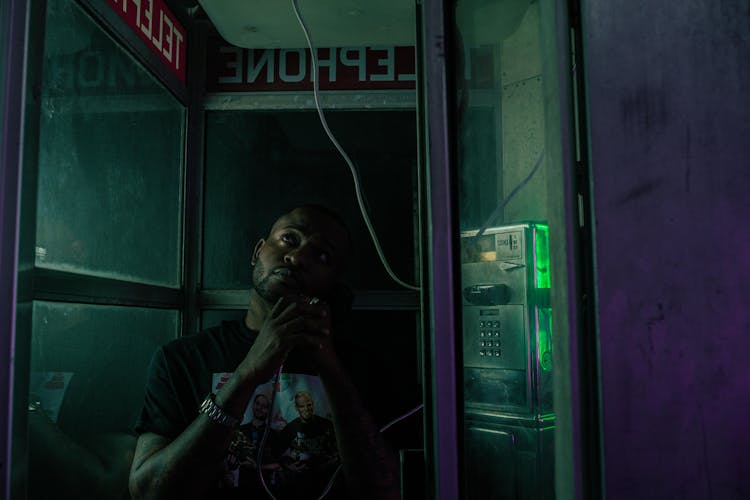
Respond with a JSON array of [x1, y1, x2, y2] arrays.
[[238, 297, 331, 383], [213, 296, 332, 439], [296, 299, 342, 377]]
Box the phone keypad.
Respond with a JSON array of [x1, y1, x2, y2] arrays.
[[478, 320, 501, 357]]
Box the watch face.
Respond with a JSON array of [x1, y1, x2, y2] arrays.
[[28, 393, 42, 413]]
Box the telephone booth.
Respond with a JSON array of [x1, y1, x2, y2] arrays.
[[2, 0, 626, 498], [7, 0, 747, 498]]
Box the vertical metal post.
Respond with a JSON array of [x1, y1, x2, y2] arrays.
[[1, 0, 45, 497], [419, 0, 461, 498], [182, 19, 209, 338], [538, 1, 603, 498], [0, 1, 28, 495], [564, 1, 605, 497]]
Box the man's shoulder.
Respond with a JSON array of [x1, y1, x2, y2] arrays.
[[163, 320, 250, 350], [310, 415, 334, 429], [158, 319, 254, 368]]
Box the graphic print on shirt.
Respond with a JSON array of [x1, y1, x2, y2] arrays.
[[212, 372, 339, 497]]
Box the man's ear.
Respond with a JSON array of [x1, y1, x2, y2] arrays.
[[251, 239, 265, 266]]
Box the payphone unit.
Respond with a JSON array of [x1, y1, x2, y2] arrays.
[[460, 223, 554, 499]]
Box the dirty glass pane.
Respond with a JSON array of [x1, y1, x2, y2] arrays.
[[27, 301, 178, 499], [454, 1, 566, 498], [203, 110, 417, 290], [34, 0, 184, 286]]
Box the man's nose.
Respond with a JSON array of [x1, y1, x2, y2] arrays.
[[284, 247, 309, 268]]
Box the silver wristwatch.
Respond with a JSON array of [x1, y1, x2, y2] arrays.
[[199, 393, 239, 428]]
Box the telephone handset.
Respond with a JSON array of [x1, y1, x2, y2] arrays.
[[283, 284, 354, 371]]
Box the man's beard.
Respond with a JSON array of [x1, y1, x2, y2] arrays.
[[252, 261, 307, 303], [251, 260, 283, 303], [252, 261, 333, 303]]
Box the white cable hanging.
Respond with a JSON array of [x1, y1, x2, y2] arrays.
[[291, 0, 420, 292]]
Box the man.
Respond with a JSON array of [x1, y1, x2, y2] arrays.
[[128, 206, 399, 500], [274, 391, 338, 497], [246, 393, 271, 447], [278, 391, 337, 471], [233, 392, 281, 490]]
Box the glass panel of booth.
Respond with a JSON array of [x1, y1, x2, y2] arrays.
[[453, 0, 566, 498], [25, 302, 178, 499], [10, 0, 186, 499], [202, 109, 417, 291], [200, 95, 424, 489], [199, 85, 424, 468], [34, 0, 184, 286], [201, 308, 422, 442]]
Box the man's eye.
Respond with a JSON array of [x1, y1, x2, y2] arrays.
[[280, 233, 298, 245]]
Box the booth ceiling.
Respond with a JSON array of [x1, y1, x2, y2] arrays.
[[197, 0, 416, 48]]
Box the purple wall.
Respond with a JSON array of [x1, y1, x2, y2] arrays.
[[583, 1, 750, 498]]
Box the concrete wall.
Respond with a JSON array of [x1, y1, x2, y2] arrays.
[[501, 2, 548, 224], [583, 1, 750, 498]]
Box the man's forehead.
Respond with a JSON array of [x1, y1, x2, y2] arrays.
[[271, 208, 348, 247]]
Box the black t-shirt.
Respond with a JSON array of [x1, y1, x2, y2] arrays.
[[136, 319, 420, 500], [136, 320, 254, 439]]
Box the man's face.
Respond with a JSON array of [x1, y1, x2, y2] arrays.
[[253, 394, 269, 420], [295, 394, 314, 421], [251, 207, 349, 303]]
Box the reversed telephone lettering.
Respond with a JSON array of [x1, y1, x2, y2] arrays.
[[209, 45, 417, 92], [108, 0, 186, 82]]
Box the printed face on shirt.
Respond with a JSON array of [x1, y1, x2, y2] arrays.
[[251, 207, 350, 302], [294, 392, 315, 422], [253, 394, 270, 420]]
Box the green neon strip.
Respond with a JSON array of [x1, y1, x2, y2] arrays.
[[538, 306, 553, 371], [534, 224, 552, 371], [534, 224, 551, 289]]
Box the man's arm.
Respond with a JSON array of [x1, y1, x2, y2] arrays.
[[129, 298, 329, 500], [128, 368, 261, 500], [129, 432, 225, 499], [27, 411, 135, 500]]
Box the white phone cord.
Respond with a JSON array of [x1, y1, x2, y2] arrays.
[[257, 3, 424, 497], [290, 0, 420, 292]]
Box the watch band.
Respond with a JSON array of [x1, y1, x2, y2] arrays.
[[199, 393, 239, 428]]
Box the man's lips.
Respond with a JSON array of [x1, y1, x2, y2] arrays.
[[271, 266, 302, 287]]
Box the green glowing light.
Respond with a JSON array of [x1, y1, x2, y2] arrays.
[[534, 224, 550, 289], [534, 224, 552, 371], [538, 306, 553, 371]]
